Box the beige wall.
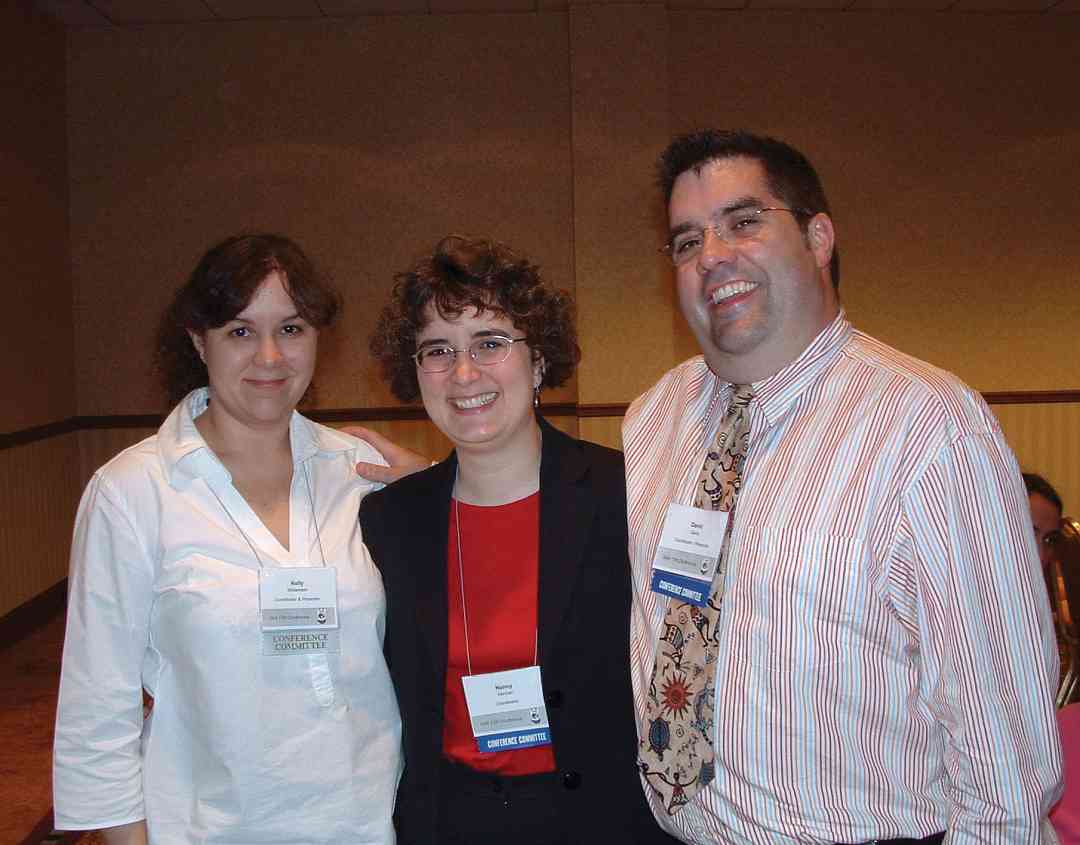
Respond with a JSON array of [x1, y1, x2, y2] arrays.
[[665, 12, 1080, 397], [65, 11, 1079, 416], [67, 14, 576, 415], [996, 403, 1080, 517], [0, 3, 76, 616], [3, 6, 1079, 615], [1, 3, 72, 432]]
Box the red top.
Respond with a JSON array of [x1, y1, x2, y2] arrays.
[[442, 492, 556, 775]]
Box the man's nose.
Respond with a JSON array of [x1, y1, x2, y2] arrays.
[[697, 228, 737, 271]]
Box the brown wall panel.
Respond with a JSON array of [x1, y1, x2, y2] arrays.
[[994, 403, 1080, 516], [67, 14, 576, 417], [0, 4, 73, 432], [666, 12, 1080, 395], [6, 7, 1080, 620], [568, 5, 674, 405], [0, 434, 81, 617], [77, 427, 157, 489], [578, 416, 622, 451]]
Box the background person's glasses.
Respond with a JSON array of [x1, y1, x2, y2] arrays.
[[413, 335, 528, 373]]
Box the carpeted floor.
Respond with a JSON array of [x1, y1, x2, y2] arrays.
[[3, 609, 65, 844], [2, 607, 101, 845], [5, 587, 1072, 844]]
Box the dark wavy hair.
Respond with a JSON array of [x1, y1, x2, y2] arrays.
[[659, 129, 840, 289], [1023, 472, 1063, 515], [371, 235, 580, 403], [155, 234, 341, 405]]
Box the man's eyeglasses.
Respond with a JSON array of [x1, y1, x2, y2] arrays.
[[661, 206, 809, 266], [413, 335, 528, 374]]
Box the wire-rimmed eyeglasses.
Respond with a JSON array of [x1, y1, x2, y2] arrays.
[[413, 335, 528, 374], [661, 206, 809, 266]]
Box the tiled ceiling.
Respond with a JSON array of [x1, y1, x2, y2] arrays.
[[33, 0, 1079, 23]]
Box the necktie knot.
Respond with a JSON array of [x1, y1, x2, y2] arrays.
[[730, 383, 754, 409]]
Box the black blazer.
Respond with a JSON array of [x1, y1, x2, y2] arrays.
[[359, 417, 673, 845]]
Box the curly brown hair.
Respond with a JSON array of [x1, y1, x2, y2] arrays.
[[155, 234, 340, 405], [371, 235, 580, 403]]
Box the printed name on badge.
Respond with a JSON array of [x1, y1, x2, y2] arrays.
[[259, 566, 341, 656], [461, 666, 552, 753], [649, 503, 728, 607]]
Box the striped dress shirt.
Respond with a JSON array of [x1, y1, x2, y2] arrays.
[[623, 313, 1062, 844]]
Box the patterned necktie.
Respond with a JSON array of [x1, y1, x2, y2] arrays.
[[639, 384, 754, 815]]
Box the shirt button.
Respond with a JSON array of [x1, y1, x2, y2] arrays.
[[562, 770, 581, 790]]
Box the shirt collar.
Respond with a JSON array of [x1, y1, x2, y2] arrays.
[[159, 387, 354, 487], [752, 310, 852, 428], [692, 310, 852, 429]]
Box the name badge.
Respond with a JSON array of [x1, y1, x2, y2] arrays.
[[649, 503, 728, 607], [258, 566, 340, 656], [461, 666, 552, 753]]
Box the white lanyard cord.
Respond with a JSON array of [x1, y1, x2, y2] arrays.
[[208, 483, 265, 567], [206, 460, 326, 568], [453, 467, 539, 677], [301, 462, 328, 566]]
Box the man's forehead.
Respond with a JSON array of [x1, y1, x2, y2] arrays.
[[667, 156, 775, 223]]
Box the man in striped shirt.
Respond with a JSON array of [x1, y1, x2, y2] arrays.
[[625, 129, 1062, 844]]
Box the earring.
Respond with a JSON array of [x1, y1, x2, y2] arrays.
[[533, 384, 541, 408]]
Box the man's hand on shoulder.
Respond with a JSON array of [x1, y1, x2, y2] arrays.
[[345, 425, 431, 484]]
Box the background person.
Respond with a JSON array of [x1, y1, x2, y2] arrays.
[[1025, 471, 1065, 570], [53, 234, 401, 845], [1024, 472, 1065, 616], [360, 235, 673, 845]]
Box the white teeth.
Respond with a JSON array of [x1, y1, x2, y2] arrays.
[[710, 281, 757, 305], [452, 392, 497, 410]]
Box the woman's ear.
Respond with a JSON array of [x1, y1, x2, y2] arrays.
[[188, 330, 206, 364], [533, 355, 546, 389]]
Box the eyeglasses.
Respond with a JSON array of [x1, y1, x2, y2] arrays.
[[661, 206, 808, 266], [413, 335, 528, 374]]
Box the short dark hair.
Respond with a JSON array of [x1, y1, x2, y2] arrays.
[[1023, 472, 1063, 515], [659, 129, 840, 289], [156, 234, 340, 405], [371, 235, 580, 403]]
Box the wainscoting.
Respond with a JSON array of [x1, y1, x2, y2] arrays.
[[0, 432, 81, 618], [1, 398, 1076, 624]]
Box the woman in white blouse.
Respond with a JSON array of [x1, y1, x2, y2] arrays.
[[53, 234, 401, 845]]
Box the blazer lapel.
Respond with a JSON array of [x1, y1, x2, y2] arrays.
[[412, 455, 456, 681], [537, 419, 593, 665]]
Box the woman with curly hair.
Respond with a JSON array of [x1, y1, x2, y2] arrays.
[[53, 234, 401, 844], [360, 235, 673, 845]]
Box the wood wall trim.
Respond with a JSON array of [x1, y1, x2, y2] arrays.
[[982, 391, 1080, 405], [0, 418, 80, 450], [4, 392, 1078, 450], [578, 404, 633, 417], [0, 577, 66, 647]]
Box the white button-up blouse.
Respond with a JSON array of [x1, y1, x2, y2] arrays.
[[54, 389, 402, 844]]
